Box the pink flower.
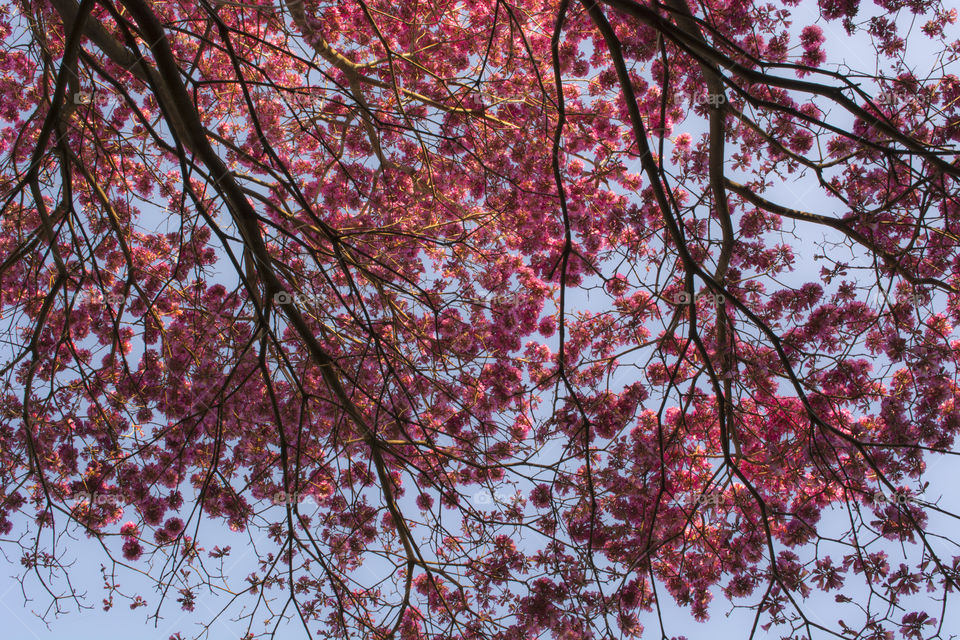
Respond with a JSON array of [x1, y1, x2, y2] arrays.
[[164, 517, 184, 535], [122, 540, 143, 561], [800, 25, 825, 49], [538, 317, 556, 338], [605, 274, 629, 296], [800, 25, 826, 67], [140, 497, 166, 526], [817, 0, 858, 21], [416, 493, 434, 511], [530, 484, 551, 509], [120, 522, 139, 539]]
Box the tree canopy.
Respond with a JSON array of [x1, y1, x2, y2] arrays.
[[2, 0, 960, 638]]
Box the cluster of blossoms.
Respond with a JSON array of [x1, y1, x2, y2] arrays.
[[0, 0, 958, 638]]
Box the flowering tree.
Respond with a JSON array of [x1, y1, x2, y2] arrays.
[[2, 0, 960, 637]]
